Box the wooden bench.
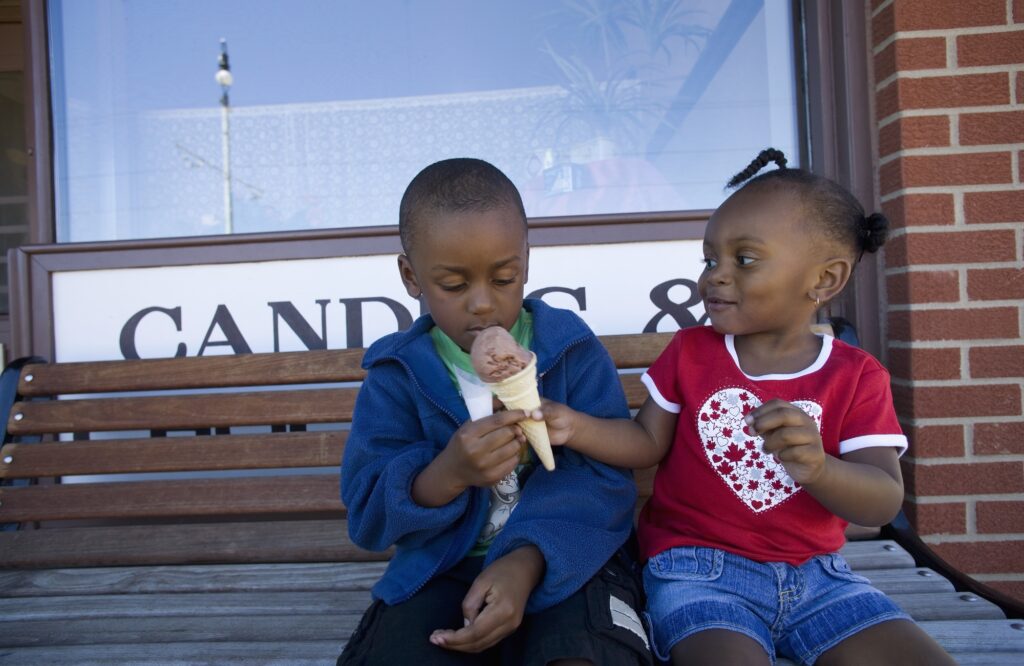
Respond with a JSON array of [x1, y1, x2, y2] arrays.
[[1, 332, 1022, 664]]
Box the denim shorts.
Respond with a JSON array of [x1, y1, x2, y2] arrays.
[[643, 546, 911, 665]]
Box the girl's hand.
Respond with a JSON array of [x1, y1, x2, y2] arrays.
[[745, 399, 827, 486], [529, 398, 579, 446]]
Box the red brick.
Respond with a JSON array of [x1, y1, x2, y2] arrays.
[[893, 0, 1009, 31], [986, 580, 1024, 602], [905, 424, 966, 457], [977, 501, 1024, 533], [888, 345, 961, 380], [930, 540, 1024, 575], [903, 501, 967, 534], [1017, 71, 1023, 104], [971, 345, 1024, 378], [894, 382, 1022, 419], [958, 30, 1024, 67], [960, 110, 1024, 146], [872, 3, 895, 47], [968, 268, 1024, 301], [887, 270, 960, 305], [878, 115, 950, 156], [899, 73, 1010, 111], [880, 152, 1013, 194], [902, 460, 1024, 495], [964, 190, 1024, 224], [876, 82, 899, 120], [885, 229, 1018, 266], [975, 422, 1024, 455], [1017, 0, 1024, 22], [881, 193, 955, 228], [888, 307, 1020, 342], [874, 38, 947, 82]]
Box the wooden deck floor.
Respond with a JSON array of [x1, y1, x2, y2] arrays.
[[1, 540, 1022, 664]]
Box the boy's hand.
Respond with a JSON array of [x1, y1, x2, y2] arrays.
[[746, 399, 827, 486], [530, 398, 580, 446], [430, 545, 545, 653]]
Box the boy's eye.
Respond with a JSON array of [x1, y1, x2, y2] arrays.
[[493, 277, 516, 286], [439, 283, 466, 292]]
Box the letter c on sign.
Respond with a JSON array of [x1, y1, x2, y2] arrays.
[[119, 306, 187, 360]]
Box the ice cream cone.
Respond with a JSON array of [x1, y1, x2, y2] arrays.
[[485, 354, 555, 471]]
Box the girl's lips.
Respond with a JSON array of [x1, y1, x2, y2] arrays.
[[704, 298, 735, 312]]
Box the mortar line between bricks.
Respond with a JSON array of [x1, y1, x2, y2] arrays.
[[879, 146, 1023, 167], [874, 63, 1021, 85], [886, 297, 1022, 309], [876, 106, 1020, 130], [874, 25, 1024, 47], [880, 183, 1024, 201], [883, 260, 1022, 275], [923, 534, 1024, 544], [974, 573, 1024, 581], [888, 339, 1022, 349], [906, 469, 1024, 479]]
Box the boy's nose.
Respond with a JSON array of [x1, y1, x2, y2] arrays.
[[467, 286, 496, 314]]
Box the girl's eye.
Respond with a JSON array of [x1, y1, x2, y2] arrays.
[[737, 255, 756, 266], [702, 258, 717, 270]]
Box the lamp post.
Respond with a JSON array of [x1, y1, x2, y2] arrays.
[[215, 38, 234, 234]]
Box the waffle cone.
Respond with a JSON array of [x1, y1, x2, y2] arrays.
[[486, 354, 555, 471]]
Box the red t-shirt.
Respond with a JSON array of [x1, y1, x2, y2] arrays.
[[637, 326, 907, 565]]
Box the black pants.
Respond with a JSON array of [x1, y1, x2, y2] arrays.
[[338, 548, 653, 665]]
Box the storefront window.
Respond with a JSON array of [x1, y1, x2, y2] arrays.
[[48, 0, 799, 242]]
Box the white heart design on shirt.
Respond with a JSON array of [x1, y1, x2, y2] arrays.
[[697, 388, 823, 514]]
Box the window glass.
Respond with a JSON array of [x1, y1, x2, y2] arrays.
[[49, 0, 800, 242]]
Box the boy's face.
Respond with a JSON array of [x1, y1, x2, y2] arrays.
[[399, 205, 528, 352]]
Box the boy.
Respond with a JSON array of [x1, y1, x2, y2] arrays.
[[338, 158, 651, 665]]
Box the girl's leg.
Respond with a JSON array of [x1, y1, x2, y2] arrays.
[[816, 619, 956, 666], [669, 628, 771, 666]]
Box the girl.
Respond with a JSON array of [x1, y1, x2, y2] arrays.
[[537, 149, 954, 665]]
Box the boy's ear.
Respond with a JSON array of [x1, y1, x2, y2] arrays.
[[397, 254, 422, 299], [810, 257, 853, 305]]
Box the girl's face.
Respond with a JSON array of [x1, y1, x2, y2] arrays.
[[698, 187, 823, 339]]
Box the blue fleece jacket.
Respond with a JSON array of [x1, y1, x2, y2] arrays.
[[341, 299, 636, 613]]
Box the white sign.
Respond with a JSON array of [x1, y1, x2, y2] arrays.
[[52, 240, 707, 362]]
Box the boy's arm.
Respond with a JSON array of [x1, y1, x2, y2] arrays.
[[540, 396, 675, 469]]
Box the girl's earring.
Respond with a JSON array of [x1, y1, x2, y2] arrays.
[[810, 293, 820, 307]]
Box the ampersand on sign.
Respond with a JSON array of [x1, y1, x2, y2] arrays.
[[643, 278, 707, 333]]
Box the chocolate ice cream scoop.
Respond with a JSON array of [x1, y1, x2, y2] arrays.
[[470, 326, 532, 382]]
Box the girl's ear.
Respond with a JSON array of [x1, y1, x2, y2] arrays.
[[397, 254, 422, 299], [809, 257, 853, 306]]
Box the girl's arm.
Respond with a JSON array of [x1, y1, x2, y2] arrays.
[[748, 399, 904, 526], [537, 396, 676, 469]]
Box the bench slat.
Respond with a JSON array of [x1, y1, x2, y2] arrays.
[[0, 641, 346, 665], [6, 387, 357, 435], [16, 348, 368, 396], [0, 519, 385, 568], [0, 613, 360, 648], [0, 431, 345, 478], [0, 561, 388, 597], [0, 474, 342, 523], [600, 332, 674, 369], [918, 620, 1024, 654]]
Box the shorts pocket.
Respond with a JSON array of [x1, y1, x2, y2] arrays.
[[646, 546, 724, 582], [818, 552, 872, 585]]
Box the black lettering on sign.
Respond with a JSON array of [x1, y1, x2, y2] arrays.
[[269, 299, 331, 351], [198, 305, 253, 355], [643, 279, 707, 333], [119, 306, 187, 360], [338, 297, 413, 348], [526, 286, 587, 311]]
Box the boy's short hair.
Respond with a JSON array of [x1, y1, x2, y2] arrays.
[[399, 158, 527, 254]]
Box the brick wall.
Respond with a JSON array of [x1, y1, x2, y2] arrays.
[[870, 0, 1024, 601]]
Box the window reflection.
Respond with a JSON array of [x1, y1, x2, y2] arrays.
[[49, 0, 799, 242]]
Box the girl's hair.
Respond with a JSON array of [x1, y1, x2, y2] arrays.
[[726, 148, 888, 261]]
